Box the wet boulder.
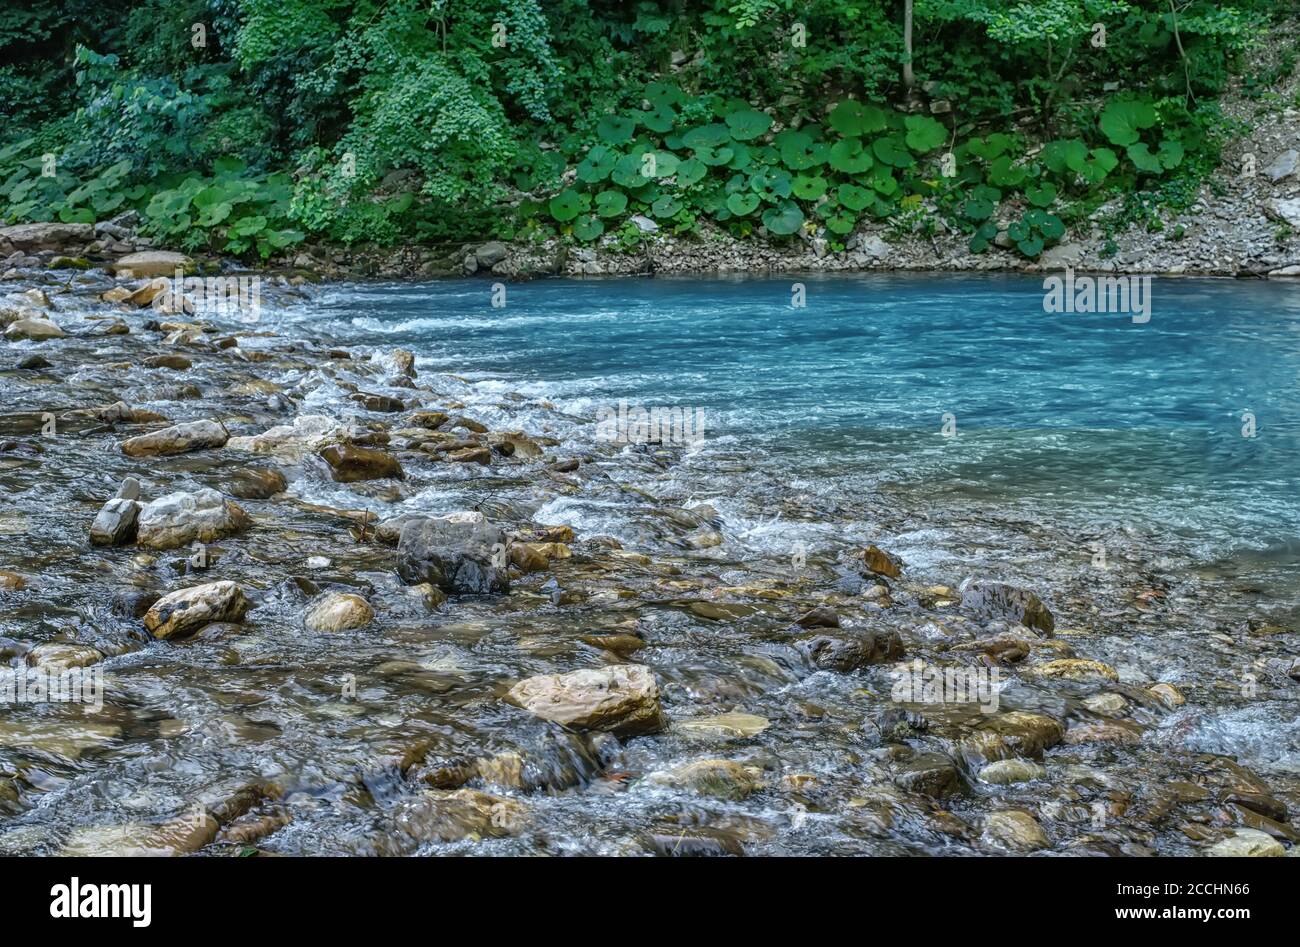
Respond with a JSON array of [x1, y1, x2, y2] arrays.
[[303, 592, 374, 632], [120, 419, 228, 457], [960, 580, 1054, 634], [225, 466, 287, 499], [144, 580, 250, 640], [646, 759, 763, 800], [797, 628, 904, 671], [108, 250, 193, 279], [506, 665, 665, 735], [861, 544, 902, 578], [226, 415, 346, 460], [26, 642, 105, 672], [4, 317, 65, 341], [136, 488, 250, 549], [89, 498, 140, 546], [350, 391, 405, 412], [981, 810, 1050, 852], [319, 444, 404, 482], [396, 512, 508, 594]]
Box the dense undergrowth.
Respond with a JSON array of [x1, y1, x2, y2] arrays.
[[0, 1, 1292, 261]]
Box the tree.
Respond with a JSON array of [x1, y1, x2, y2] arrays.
[[902, 0, 914, 90]]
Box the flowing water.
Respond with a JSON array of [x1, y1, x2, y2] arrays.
[[1, 272, 1298, 856]]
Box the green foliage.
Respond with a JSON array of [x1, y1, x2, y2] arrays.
[[0, 0, 1279, 258]]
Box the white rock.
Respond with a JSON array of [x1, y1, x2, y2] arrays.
[[135, 489, 250, 549]]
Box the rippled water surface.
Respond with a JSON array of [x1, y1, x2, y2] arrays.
[[312, 275, 1300, 588], [2, 272, 1298, 857]]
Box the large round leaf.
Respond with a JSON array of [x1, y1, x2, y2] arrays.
[[792, 174, 827, 200], [1027, 210, 1065, 241], [612, 153, 652, 188], [726, 192, 760, 216], [576, 145, 618, 183], [640, 104, 677, 134], [725, 141, 753, 171], [1025, 182, 1057, 207], [596, 115, 637, 145], [828, 101, 887, 137], [645, 81, 684, 107], [549, 189, 584, 222], [965, 133, 1016, 161], [676, 157, 708, 187], [903, 115, 947, 153], [682, 123, 731, 149], [594, 190, 628, 218], [869, 170, 898, 196], [726, 107, 773, 141], [828, 138, 874, 174], [962, 197, 995, 221], [836, 183, 872, 211], [776, 130, 820, 170], [986, 155, 1026, 187], [694, 144, 735, 167], [749, 168, 793, 201], [761, 200, 805, 236], [573, 215, 605, 241], [647, 150, 681, 179], [1099, 99, 1157, 147], [651, 195, 683, 218], [1041, 138, 1088, 175], [872, 136, 913, 168], [825, 211, 856, 235]]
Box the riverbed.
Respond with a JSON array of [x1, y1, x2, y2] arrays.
[[1, 271, 1297, 856]]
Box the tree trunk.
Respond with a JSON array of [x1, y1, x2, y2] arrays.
[[903, 0, 915, 90]]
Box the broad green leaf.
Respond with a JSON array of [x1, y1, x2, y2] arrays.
[[1099, 99, 1158, 147], [792, 174, 827, 200], [596, 115, 637, 144], [836, 183, 872, 211], [573, 214, 605, 241], [549, 189, 584, 221], [1025, 182, 1057, 207], [726, 192, 760, 216], [872, 136, 913, 168], [761, 200, 804, 235], [828, 101, 887, 137], [594, 190, 628, 217], [903, 115, 947, 153], [725, 108, 773, 141], [576, 145, 618, 183], [828, 138, 874, 173]]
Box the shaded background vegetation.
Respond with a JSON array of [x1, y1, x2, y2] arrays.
[[0, 1, 1290, 258]]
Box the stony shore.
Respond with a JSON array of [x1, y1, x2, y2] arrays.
[[1, 260, 1298, 856]]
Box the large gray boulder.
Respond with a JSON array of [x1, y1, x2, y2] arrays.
[[0, 222, 94, 251], [120, 420, 228, 457], [396, 512, 508, 594], [89, 498, 140, 546], [135, 488, 250, 549]]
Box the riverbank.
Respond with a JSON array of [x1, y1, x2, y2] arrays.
[[3, 58, 1300, 284], [2, 268, 1298, 856]]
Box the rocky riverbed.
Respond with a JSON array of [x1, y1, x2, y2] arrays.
[[1, 266, 1298, 857]]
